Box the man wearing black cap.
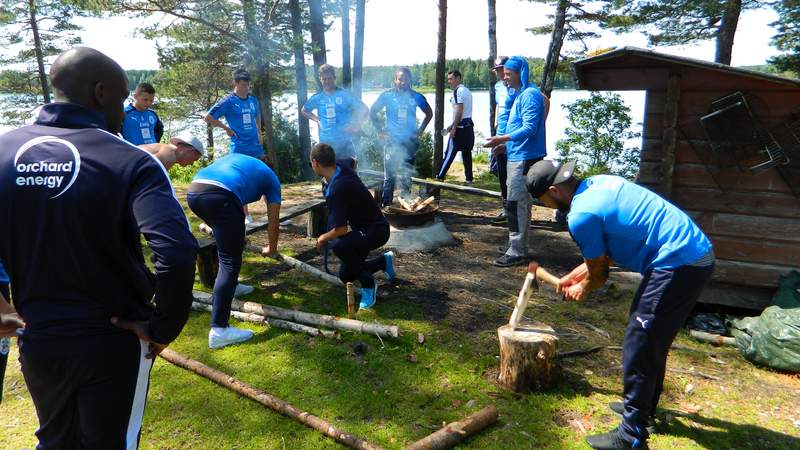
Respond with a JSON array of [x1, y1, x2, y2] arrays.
[[526, 160, 715, 450], [205, 68, 264, 223]]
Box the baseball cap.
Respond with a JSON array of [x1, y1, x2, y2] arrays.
[[526, 160, 577, 198], [170, 132, 206, 158], [233, 68, 251, 81], [493, 56, 509, 69]]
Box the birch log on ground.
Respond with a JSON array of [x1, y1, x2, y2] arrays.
[[689, 330, 736, 346], [191, 302, 339, 339], [242, 245, 344, 286], [404, 405, 499, 450], [194, 291, 400, 339], [497, 323, 559, 392], [159, 349, 384, 450]]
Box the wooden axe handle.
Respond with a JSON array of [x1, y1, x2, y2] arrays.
[[533, 266, 561, 288]]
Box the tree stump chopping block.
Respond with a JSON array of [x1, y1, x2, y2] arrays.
[[497, 323, 559, 392]]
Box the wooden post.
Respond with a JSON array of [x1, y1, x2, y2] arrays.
[[346, 282, 356, 318], [659, 70, 681, 198], [405, 405, 498, 450], [196, 241, 218, 288], [159, 349, 384, 450], [306, 204, 328, 238], [497, 322, 558, 392]]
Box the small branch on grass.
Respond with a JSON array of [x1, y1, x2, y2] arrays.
[[689, 330, 736, 347], [404, 405, 499, 450], [159, 349, 384, 450], [668, 368, 722, 381], [576, 321, 611, 339]]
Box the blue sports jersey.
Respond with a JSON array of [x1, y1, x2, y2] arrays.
[[121, 104, 163, 145], [0, 261, 8, 284], [193, 153, 281, 205], [0, 102, 198, 341], [371, 89, 430, 141], [304, 88, 360, 149], [505, 86, 545, 161], [208, 93, 262, 157], [568, 175, 712, 274]]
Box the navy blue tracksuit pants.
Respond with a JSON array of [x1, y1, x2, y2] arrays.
[[331, 225, 389, 289], [19, 332, 152, 449], [188, 186, 245, 329], [437, 121, 475, 182], [619, 263, 714, 444]]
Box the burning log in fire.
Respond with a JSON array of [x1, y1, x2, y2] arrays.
[[398, 196, 435, 212]]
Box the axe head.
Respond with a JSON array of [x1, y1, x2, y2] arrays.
[[527, 261, 540, 290]]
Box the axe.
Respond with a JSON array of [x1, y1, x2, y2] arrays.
[[508, 261, 562, 328]]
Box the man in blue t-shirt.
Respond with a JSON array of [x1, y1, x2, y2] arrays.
[[526, 160, 715, 450], [205, 68, 265, 223], [310, 144, 394, 309], [301, 64, 368, 161], [188, 153, 281, 349], [121, 82, 164, 145], [370, 68, 433, 206], [485, 56, 547, 267]]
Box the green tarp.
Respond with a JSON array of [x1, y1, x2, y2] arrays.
[[729, 271, 800, 373]]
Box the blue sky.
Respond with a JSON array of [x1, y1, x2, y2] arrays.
[[59, 1, 783, 70]]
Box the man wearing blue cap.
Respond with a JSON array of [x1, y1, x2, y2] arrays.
[[485, 56, 547, 267], [526, 159, 715, 450]]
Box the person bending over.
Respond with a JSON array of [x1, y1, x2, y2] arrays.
[[140, 132, 205, 170], [310, 144, 395, 309]]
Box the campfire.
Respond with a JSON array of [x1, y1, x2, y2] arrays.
[[382, 196, 439, 228]]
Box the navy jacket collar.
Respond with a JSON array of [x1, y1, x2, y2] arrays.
[[35, 102, 108, 130]]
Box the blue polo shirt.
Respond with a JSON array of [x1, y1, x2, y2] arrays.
[[0, 261, 8, 284], [208, 93, 263, 157], [505, 86, 545, 161], [371, 89, 430, 141], [567, 175, 712, 274], [304, 88, 361, 148], [193, 153, 281, 205], [325, 162, 387, 231], [122, 104, 163, 145]]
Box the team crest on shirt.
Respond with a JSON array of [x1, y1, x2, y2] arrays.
[[148, 115, 155, 125], [13, 136, 81, 199], [335, 97, 343, 105]]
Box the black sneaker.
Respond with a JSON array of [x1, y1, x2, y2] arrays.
[[586, 430, 648, 450], [493, 254, 528, 267], [609, 402, 658, 434], [497, 246, 508, 255], [490, 212, 508, 226]]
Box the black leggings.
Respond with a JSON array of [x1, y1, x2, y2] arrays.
[[331, 226, 389, 289]]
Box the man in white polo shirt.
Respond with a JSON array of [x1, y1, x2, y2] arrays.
[[436, 70, 475, 185]]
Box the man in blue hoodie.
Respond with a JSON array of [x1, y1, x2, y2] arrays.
[[485, 56, 547, 267], [310, 143, 394, 309], [0, 47, 198, 449]]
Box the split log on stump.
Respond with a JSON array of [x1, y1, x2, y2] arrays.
[[194, 291, 400, 339], [346, 282, 356, 318], [159, 349, 384, 450], [405, 405, 499, 450], [497, 323, 559, 392], [191, 302, 339, 339]]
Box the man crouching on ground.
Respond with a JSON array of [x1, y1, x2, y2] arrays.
[[310, 143, 395, 309]]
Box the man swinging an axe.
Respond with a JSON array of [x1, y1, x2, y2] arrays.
[[525, 160, 715, 450]]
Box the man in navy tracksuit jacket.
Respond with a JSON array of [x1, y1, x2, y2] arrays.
[[0, 47, 198, 449]]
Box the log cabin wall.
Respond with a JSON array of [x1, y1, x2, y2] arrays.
[[573, 49, 800, 310]]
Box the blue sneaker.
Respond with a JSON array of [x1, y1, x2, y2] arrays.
[[384, 251, 395, 282], [359, 287, 376, 309]]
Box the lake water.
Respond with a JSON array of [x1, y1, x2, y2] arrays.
[[2, 89, 646, 159]]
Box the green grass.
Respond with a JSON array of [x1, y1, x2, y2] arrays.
[[2, 184, 799, 449]]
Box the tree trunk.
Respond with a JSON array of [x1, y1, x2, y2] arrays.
[[715, 0, 742, 65], [497, 323, 559, 392], [28, 0, 50, 104], [341, 0, 352, 87], [487, 0, 497, 136], [206, 122, 214, 159], [241, 0, 275, 168], [541, 0, 568, 98], [290, 0, 315, 180], [434, 0, 447, 176], [352, 0, 365, 100], [309, 0, 327, 91]]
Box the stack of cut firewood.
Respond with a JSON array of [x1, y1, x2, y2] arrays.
[[398, 195, 436, 212]]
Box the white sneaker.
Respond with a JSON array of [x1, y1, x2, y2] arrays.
[[208, 326, 254, 349], [234, 283, 254, 297], [244, 214, 254, 225]]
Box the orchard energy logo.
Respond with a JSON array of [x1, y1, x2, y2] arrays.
[[14, 136, 81, 199]]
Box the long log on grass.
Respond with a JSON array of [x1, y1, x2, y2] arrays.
[[191, 302, 339, 339], [194, 291, 400, 339], [689, 330, 736, 347], [242, 244, 344, 286], [404, 405, 499, 450], [159, 349, 384, 450]]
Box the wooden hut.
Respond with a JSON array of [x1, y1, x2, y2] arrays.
[[572, 47, 800, 310]]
